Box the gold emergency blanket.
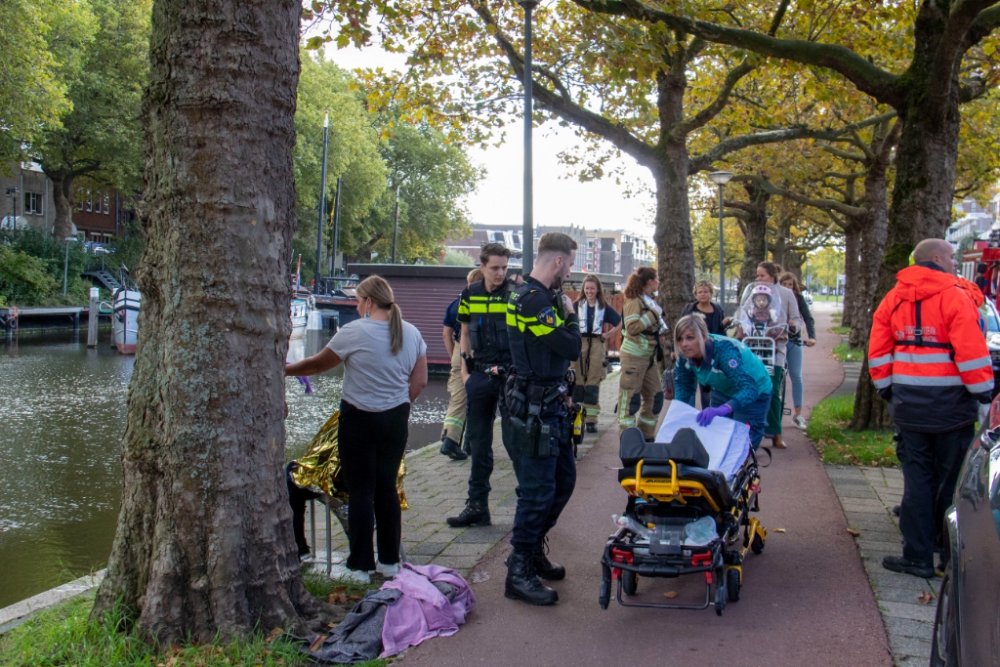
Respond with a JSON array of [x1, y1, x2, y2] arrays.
[[291, 410, 408, 510]]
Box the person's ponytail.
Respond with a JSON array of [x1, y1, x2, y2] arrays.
[[388, 303, 403, 356]]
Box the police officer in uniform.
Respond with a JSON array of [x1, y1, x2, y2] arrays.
[[503, 232, 582, 605], [447, 243, 514, 528]]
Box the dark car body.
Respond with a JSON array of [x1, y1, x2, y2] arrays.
[[930, 402, 1000, 666]]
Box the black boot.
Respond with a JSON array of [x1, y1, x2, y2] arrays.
[[440, 437, 468, 461], [531, 547, 566, 581], [505, 551, 558, 605], [447, 501, 491, 527]]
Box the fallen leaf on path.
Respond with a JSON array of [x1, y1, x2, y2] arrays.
[[846, 528, 861, 537], [664, 591, 678, 598], [918, 591, 936, 605], [774, 528, 786, 533], [471, 571, 491, 584], [269, 628, 283, 637]]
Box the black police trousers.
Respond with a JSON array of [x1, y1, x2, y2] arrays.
[[464, 371, 512, 505], [896, 425, 973, 565]]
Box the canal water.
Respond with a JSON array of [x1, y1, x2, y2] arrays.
[[0, 330, 451, 609]]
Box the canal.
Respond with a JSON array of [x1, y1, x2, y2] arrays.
[[0, 330, 451, 609]]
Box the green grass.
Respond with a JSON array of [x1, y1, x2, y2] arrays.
[[831, 342, 864, 362], [810, 294, 843, 303], [0, 588, 390, 667], [830, 325, 851, 335], [806, 394, 898, 466]]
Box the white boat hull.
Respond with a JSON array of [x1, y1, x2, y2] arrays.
[[113, 289, 140, 354]]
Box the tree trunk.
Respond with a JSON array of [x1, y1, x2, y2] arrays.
[[92, 0, 335, 644], [736, 181, 769, 295], [47, 170, 75, 238], [841, 225, 860, 331], [849, 162, 890, 350]]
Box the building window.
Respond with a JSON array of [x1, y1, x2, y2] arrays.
[[94, 192, 102, 214], [77, 189, 85, 211], [23, 192, 42, 215], [85, 189, 92, 212], [104, 193, 111, 214]]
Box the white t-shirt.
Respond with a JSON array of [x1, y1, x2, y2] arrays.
[[328, 318, 427, 412]]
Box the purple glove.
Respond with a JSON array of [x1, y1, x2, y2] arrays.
[[696, 404, 732, 427], [296, 375, 313, 394]]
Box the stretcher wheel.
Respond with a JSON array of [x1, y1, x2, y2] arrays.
[[621, 570, 639, 596], [727, 568, 741, 602], [599, 565, 611, 609], [751, 533, 765, 555], [714, 586, 726, 616]]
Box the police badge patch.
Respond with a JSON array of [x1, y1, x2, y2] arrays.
[[728, 358, 739, 368], [539, 307, 556, 326]]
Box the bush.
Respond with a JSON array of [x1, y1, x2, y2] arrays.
[[442, 247, 475, 266], [0, 245, 59, 306]]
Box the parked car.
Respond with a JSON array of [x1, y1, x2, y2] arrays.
[[930, 410, 1000, 666], [981, 299, 1000, 397], [801, 289, 814, 306]]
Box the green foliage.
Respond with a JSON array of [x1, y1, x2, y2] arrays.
[[0, 593, 315, 667], [691, 209, 743, 281], [0, 0, 97, 165], [807, 394, 898, 466], [0, 244, 58, 306], [830, 325, 851, 335], [1, 229, 92, 303], [831, 342, 863, 362], [442, 247, 475, 266], [804, 248, 845, 289]]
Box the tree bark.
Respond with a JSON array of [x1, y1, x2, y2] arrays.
[[849, 160, 890, 350], [46, 169, 75, 239], [735, 180, 769, 294], [92, 0, 335, 644], [841, 225, 860, 331]]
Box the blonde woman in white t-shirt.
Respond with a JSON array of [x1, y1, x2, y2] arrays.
[[286, 275, 427, 582]]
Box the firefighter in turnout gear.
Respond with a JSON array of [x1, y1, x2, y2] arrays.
[[869, 238, 993, 578], [447, 244, 515, 529], [618, 267, 668, 440], [503, 232, 582, 606], [570, 275, 622, 433]]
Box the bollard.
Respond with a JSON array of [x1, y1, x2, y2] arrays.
[[325, 500, 333, 577], [309, 499, 316, 562], [87, 287, 100, 347]]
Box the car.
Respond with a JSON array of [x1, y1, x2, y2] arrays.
[[802, 289, 814, 306], [981, 299, 1000, 397], [930, 411, 1000, 666]]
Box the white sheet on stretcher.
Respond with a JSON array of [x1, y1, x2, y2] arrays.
[[654, 401, 751, 480]]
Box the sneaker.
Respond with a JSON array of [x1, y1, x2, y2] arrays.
[[440, 437, 468, 461], [793, 415, 807, 430], [345, 568, 371, 584], [882, 555, 934, 578], [376, 562, 400, 578], [586, 423, 597, 434]]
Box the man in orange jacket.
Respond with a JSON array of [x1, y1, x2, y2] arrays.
[[868, 238, 993, 577]]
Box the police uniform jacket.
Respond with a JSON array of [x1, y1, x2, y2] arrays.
[[457, 279, 514, 367], [506, 277, 582, 383]]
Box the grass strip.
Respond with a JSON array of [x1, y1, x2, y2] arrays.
[[830, 326, 850, 335], [806, 394, 898, 467], [831, 342, 864, 362]]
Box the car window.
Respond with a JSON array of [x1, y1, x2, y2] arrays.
[[986, 303, 1000, 333]]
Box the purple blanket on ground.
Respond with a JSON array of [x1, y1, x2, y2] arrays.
[[379, 563, 476, 657]]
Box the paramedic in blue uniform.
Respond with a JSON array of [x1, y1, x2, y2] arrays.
[[673, 313, 772, 451], [446, 243, 514, 529], [504, 232, 582, 606]]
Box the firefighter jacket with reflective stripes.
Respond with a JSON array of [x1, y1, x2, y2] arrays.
[[621, 296, 660, 358], [457, 279, 513, 366], [675, 335, 772, 411], [868, 263, 993, 433], [506, 277, 581, 382]]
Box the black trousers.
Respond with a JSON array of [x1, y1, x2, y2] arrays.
[[896, 425, 973, 565], [464, 372, 512, 505], [339, 399, 410, 571], [286, 462, 321, 556]]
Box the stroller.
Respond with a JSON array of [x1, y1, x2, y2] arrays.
[[736, 282, 790, 445], [599, 426, 766, 615]]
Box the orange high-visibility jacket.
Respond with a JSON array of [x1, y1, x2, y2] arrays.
[[869, 264, 993, 433]]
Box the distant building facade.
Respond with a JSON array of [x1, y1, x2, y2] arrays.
[[581, 230, 654, 275], [946, 197, 998, 249]]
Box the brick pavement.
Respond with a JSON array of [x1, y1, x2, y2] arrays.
[[307, 372, 622, 580]]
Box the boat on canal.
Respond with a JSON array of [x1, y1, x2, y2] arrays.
[[110, 268, 140, 354], [290, 292, 316, 339]]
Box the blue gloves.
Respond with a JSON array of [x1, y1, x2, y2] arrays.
[[696, 404, 732, 426]]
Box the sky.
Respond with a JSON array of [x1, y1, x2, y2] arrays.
[[324, 43, 660, 239]]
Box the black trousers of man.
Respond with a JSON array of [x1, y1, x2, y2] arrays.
[[464, 371, 512, 505], [895, 425, 973, 566]]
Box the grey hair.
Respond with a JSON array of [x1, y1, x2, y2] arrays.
[[674, 313, 709, 359]]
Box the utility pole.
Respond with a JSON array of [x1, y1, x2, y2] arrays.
[[330, 177, 342, 275], [314, 113, 330, 292], [518, 1, 538, 276]]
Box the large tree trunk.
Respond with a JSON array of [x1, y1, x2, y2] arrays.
[[849, 162, 890, 350], [92, 0, 335, 643], [736, 181, 769, 296], [841, 224, 860, 331], [47, 169, 75, 238]]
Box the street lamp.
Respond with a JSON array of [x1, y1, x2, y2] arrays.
[[708, 171, 734, 306], [518, 0, 539, 276]]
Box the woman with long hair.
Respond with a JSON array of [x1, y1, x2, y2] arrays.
[[571, 275, 622, 433], [618, 267, 667, 440], [286, 275, 428, 582], [778, 271, 816, 430]]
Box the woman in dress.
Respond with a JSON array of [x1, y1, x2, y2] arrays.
[[286, 275, 428, 582]]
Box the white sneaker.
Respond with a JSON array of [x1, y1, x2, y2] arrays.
[[793, 415, 807, 430], [345, 569, 371, 584], [376, 562, 401, 578]]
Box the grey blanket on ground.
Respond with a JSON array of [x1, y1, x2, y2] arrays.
[[306, 588, 402, 664]]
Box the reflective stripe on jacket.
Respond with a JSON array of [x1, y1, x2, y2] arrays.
[[868, 263, 993, 432], [621, 297, 658, 358]]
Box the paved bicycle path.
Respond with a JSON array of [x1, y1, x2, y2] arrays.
[[402, 303, 893, 667]]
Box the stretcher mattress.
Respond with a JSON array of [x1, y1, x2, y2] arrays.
[[654, 401, 751, 480]]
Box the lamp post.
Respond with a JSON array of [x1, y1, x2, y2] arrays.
[[518, 0, 539, 276], [708, 171, 734, 305], [314, 113, 330, 292]]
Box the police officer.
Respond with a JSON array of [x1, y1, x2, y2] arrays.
[[439, 268, 483, 460], [447, 243, 514, 528], [503, 232, 582, 605]]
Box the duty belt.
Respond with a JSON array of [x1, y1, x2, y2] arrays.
[[475, 362, 508, 376]]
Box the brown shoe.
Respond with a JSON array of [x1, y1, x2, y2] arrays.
[[771, 435, 786, 449]]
